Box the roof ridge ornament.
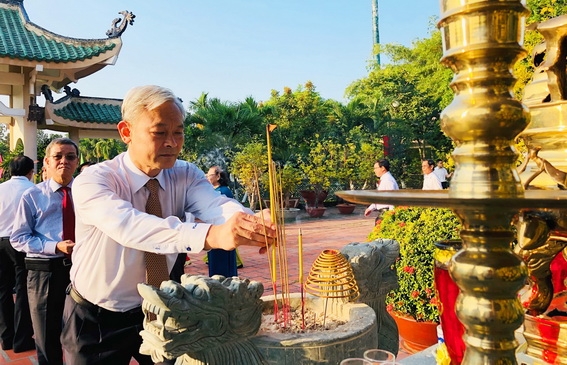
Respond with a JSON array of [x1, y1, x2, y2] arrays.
[[41, 85, 53, 103], [106, 10, 135, 38]]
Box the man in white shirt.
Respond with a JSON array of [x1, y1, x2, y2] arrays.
[[433, 159, 452, 189], [0, 156, 35, 353], [61, 85, 276, 365], [422, 159, 443, 190], [364, 159, 399, 221]]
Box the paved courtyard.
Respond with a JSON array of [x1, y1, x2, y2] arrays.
[[0, 205, 413, 363]]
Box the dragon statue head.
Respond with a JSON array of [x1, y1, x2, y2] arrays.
[[137, 275, 265, 364]]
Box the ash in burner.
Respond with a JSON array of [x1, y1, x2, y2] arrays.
[[259, 307, 346, 334]]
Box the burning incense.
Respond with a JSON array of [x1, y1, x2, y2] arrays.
[[299, 228, 305, 330]]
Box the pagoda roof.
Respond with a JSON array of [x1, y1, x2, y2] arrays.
[[0, 0, 134, 90], [42, 90, 121, 136]]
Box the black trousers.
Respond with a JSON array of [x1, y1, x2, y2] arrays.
[[61, 288, 175, 365], [0, 238, 34, 352], [27, 261, 70, 365], [169, 253, 187, 283]]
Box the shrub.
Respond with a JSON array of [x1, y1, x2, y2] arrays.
[[368, 206, 461, 322]]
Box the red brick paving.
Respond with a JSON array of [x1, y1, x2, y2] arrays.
[[185, 207, 376, 296], [0, 206, 410, 363]]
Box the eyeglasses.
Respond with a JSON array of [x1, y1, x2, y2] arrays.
[[50, 154, 78, 161]]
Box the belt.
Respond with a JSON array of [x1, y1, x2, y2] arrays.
[[24, 256, 72, 271], [0, 237, 9, 242], [68, 285, 98, 312], [67, 285, 143, 319]]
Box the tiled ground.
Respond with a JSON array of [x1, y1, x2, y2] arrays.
[[0, 206, 410, 363]]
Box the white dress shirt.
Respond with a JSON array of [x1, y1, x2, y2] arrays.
[[0, 176, 35, 237], [71, 152, 251, 311], [423, 172, 443, 190], [367, 171, 399, 212], [434, 167, 449, 183]]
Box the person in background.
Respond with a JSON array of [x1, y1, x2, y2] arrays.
[[11, 138, 78, 365], [78, 161, 96, 174], [40, 165, 49, 182], [0, 156, 35, 353], [61, 85, 275, 364], [204, 165, 244, 273], [422, 159, 443, 190], [433, 159, 452, 189], [364, 159, 399, 222]]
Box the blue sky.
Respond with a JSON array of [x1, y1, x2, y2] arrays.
[[24, 1, 439, 105]]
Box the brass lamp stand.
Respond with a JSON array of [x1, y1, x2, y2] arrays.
[[338, 1, 567, 364]]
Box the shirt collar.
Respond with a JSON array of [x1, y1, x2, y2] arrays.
[[47, 178, 73, 192], [10, 176, 31, 182], [124, 151, 165, 193]]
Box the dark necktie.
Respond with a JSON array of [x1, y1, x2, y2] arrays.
[[61, 186, 75, 242], [144, 179, 170, 288]]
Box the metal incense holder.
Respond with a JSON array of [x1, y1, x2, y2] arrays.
[[304, 249, 359, 301], [337, 1, 567, 364]]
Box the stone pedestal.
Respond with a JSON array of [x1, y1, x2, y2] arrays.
[[254, 294, 377, 364]]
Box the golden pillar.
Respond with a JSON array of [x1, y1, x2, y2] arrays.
[[439, 1, 528, 363]]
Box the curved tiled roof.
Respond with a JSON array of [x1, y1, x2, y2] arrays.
[[44, 94, 122, 131], [0, 2, 121, 63], [52, 97, 121, 124]]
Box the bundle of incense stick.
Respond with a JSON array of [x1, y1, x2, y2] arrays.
[[255, 124, 303, 329]]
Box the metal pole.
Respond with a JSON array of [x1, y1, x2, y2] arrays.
[[372, 0, 380, 66]]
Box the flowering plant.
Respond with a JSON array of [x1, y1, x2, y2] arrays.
[[368, 206, 461, 323]]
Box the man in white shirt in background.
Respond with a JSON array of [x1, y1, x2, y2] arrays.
[[433, 159, 452, 189], [0, 156, 35, 353], [422, 159, 443, 190], [61, 85, 276, 365], [364, 159, 399, 222]]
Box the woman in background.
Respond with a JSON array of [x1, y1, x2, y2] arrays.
[[205, 166, 244, 275]]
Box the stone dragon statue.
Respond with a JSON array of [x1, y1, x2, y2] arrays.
[[341, 239, 400, 356], [137, 275, 268, 365]]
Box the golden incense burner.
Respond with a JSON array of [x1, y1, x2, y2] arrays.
[[337, 1, 567, 364]]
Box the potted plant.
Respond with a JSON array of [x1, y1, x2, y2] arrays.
[[299, 141, 336, 217], [231, 142, 268, 210], [336, 202, 356, 214], [274, 164, 302, 209], [261, 163, 302, 220], [368, 206, 461, 353]]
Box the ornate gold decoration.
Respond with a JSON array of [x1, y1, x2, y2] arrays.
[[305, 249, 359, 301], [518, 147, 567, 189], [522, 292, 567, 365], [515, 13, 567, 364], [521, 14, 567, 190], [515, 211, 567, 315]]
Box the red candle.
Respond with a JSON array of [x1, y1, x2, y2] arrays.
[[434, 240, 466, 365]]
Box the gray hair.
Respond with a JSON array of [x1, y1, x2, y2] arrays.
[[45, 137, 79, 156], [121, 85, 186, 122]]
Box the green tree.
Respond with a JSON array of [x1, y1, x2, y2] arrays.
[[79, 138, 125, 162], [263, 82, 332, 163], [185, 93, 265, 168], [231, 141, 268, 210], [346, 28, 454, 184]]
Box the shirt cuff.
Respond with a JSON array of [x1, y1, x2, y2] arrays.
[[44, 240, 59, 255], [179, 222, 211, 253]]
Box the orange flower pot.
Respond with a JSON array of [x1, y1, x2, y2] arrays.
[[390, 311, 438, 354]]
